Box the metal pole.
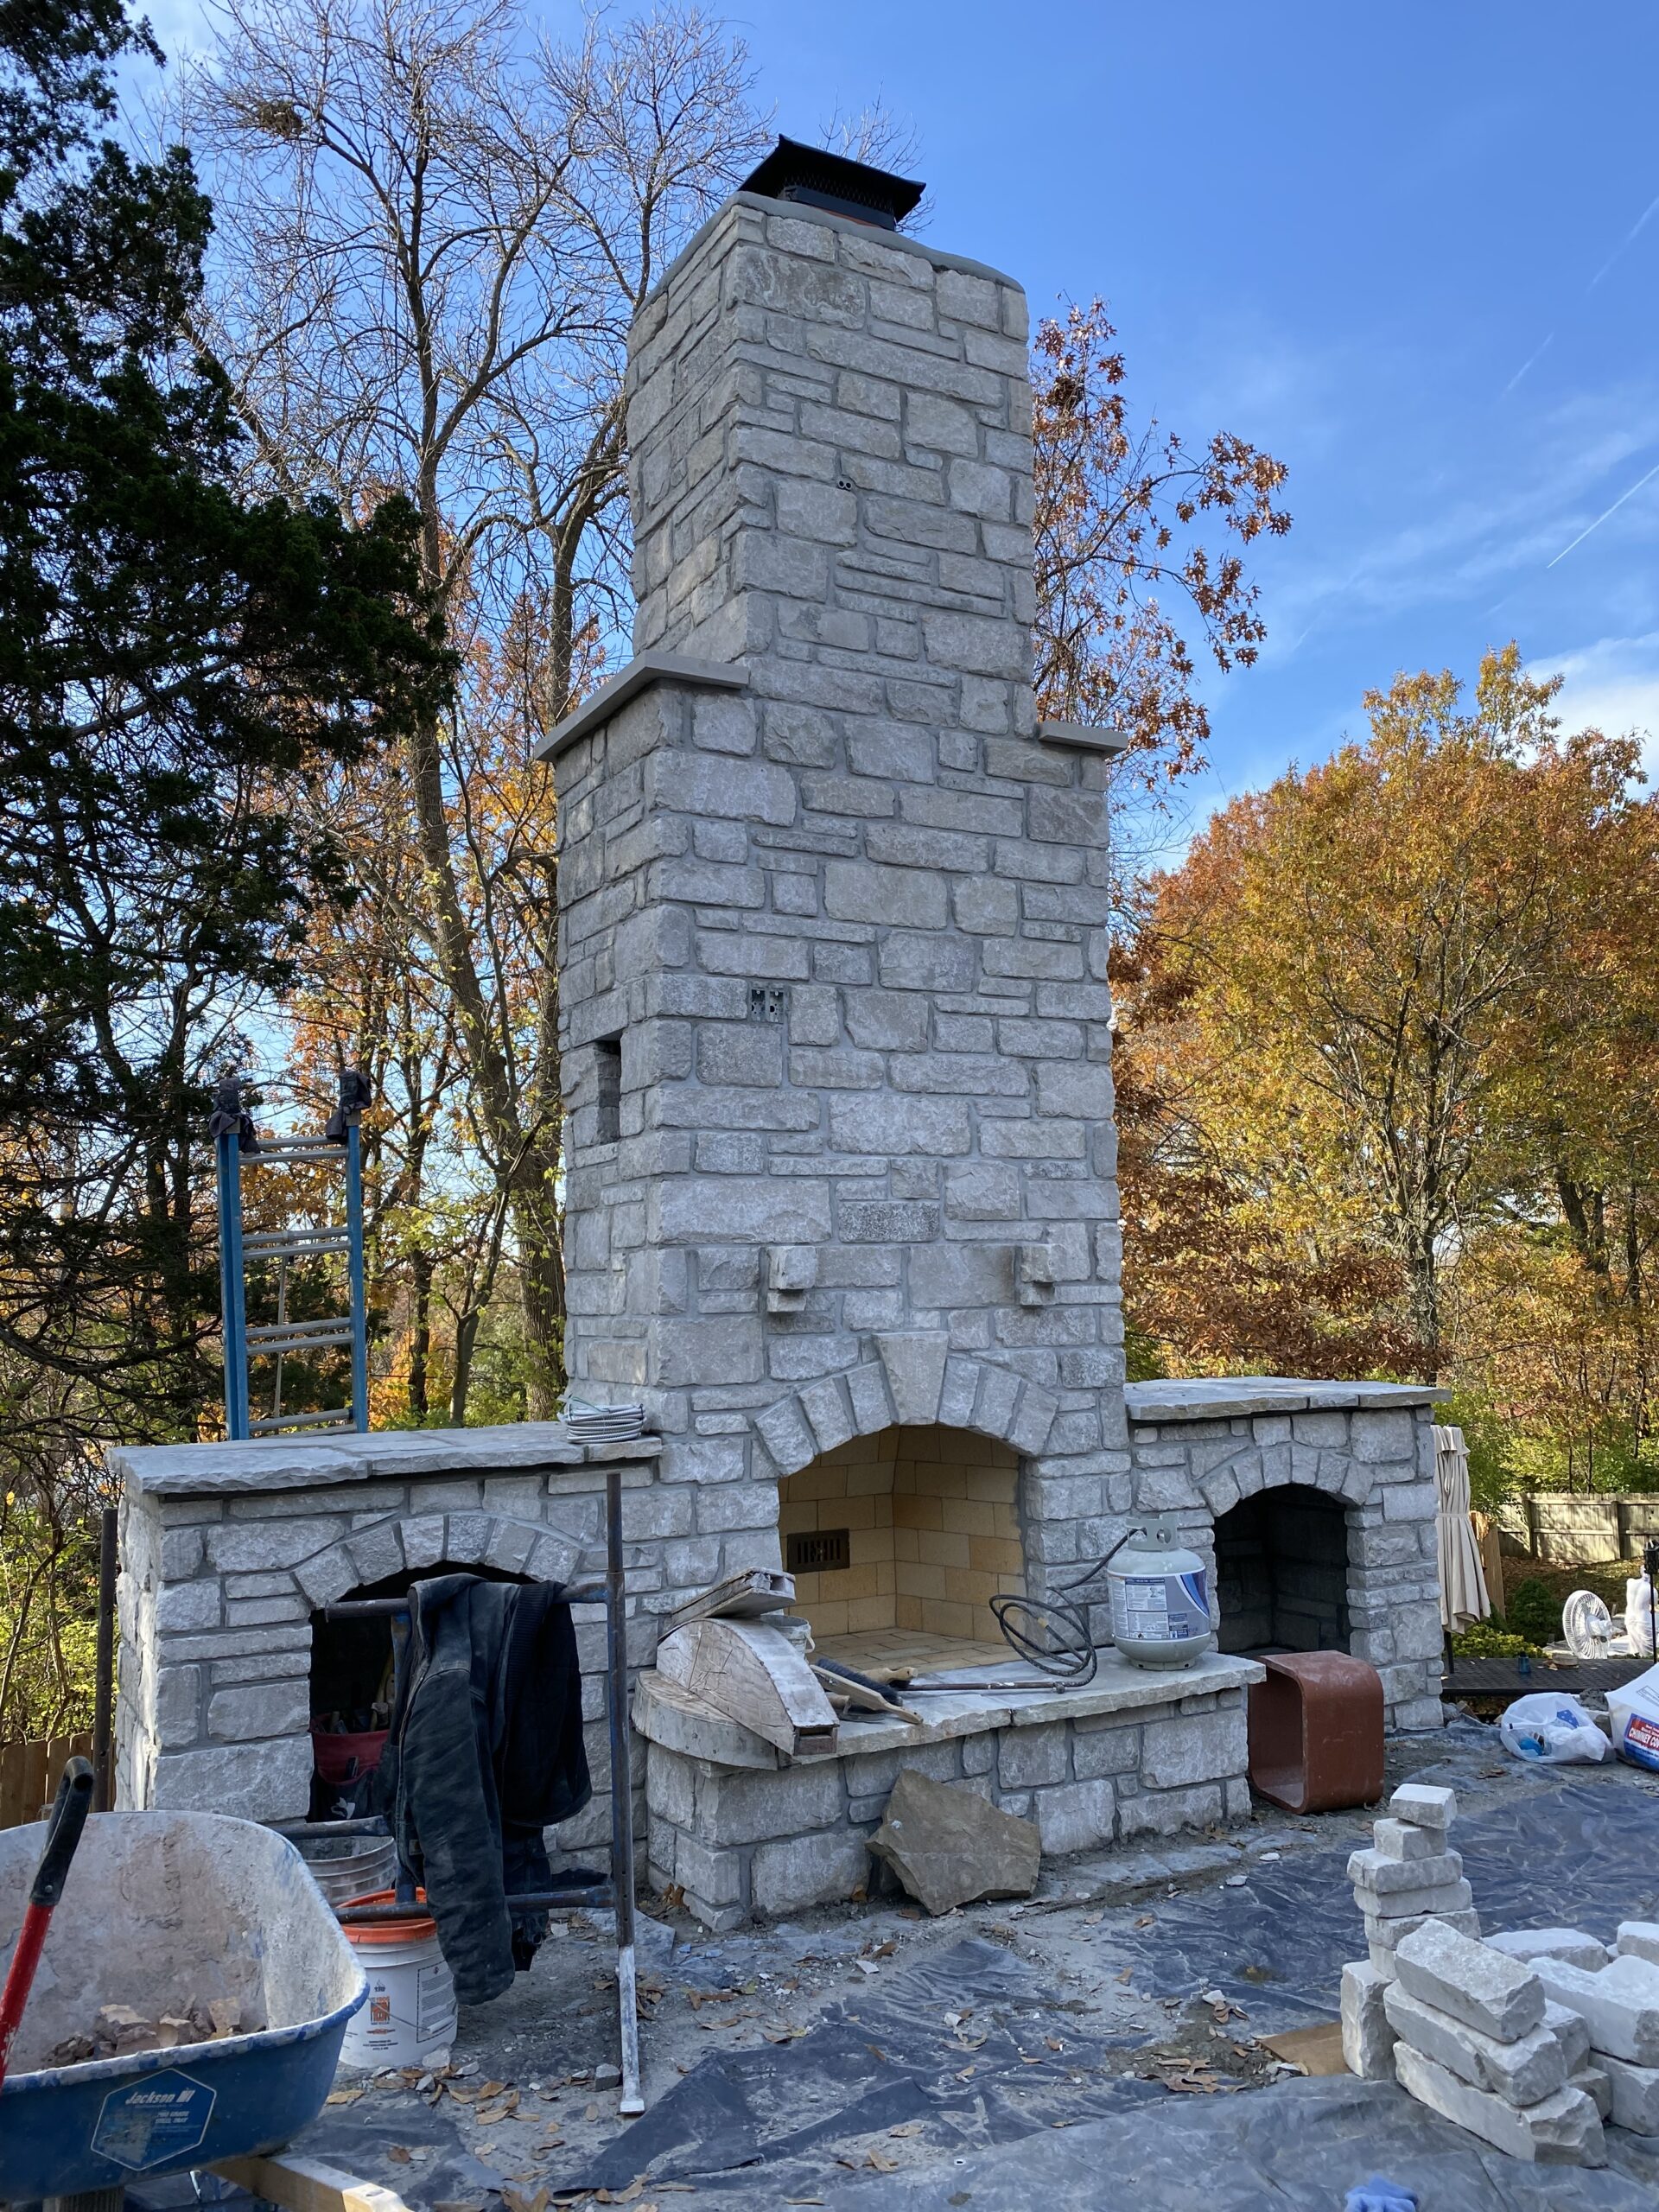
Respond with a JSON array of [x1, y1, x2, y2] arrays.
[[92, 1505, 118, 1811], [215, 1128, 250, 1440], [606, 1462, 643, 2114], [346, 1120, 368, 1433]]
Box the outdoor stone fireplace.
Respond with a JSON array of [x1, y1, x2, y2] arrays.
[[110, 155, 1448, 1929]]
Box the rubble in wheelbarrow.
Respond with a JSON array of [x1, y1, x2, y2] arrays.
[[48, 1994, 247, 2066]]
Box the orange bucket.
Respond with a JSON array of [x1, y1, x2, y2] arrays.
[[338, 1888, 456, 2065]]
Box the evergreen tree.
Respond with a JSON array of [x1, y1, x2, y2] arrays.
[[0, 0, 447, 1455]]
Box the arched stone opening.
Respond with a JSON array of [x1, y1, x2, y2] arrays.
[[308, 1558, 534, 1743], [1213, 1485, 1352, 1656], [777, 1423, 1024, 1675]]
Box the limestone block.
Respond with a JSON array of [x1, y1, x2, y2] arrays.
[[206, 1680, 309, 1743], [1573, 2064, 1612, 2120], [206, 1516, 349, 1573], [1071, 1719, 1141, 1780], [1394, 1922, 1546, 2041], [1027, 1777, 1116, 1855], [1349, 1845, 1463, 1895], [1116, 1781, 1223, 1840], [1394, 2044, 1605, 2164], [1534, 1955, 1659, 2066], [150, 1736, 311, 1822], [1389, 1782, 1456, 1830], [1341, 1961, 1398, 2081], [1548, 1999, 1592, 2075], [1382, 1980, 1568, 2105], [1370, 1816, 1438, 1862], [1598, 2050, 1659, 2135], [1489, 1930, 1611, 1973], [997, 1722, 1069, 1790], [1617, 1922, 1659, 1969], [671, 1830, 746, 1910], [1364, 1908, 1482, 1954], [867, 1770, 1040, 1915], [692, 1760, 844, 1847], [156, 1580, 220, 1632], [1140, 1707, 1246, 1790], [752, 1825, 870, 1917], [1357, 1878, 1475, 1923]]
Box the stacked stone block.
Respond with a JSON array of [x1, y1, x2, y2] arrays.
[[1347, 1783, 1478, 1977], [1526, 1931, 1659, 2139], [1386, 1920, 1606, 2164]]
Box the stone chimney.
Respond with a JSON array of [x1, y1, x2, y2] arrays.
[[543, 163, 1128, 1607]]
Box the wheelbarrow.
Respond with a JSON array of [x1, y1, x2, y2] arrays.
[[0, 1794, 366, 2203]]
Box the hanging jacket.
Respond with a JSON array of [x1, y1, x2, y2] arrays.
[[376, 1573, 591, 2005]]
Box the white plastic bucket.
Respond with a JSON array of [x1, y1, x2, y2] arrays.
[[337, 1891, 456, 2070]]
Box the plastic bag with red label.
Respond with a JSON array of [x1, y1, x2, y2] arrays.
[[1608, 1660, 1659, 1772]]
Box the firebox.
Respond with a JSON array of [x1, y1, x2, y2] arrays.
[[1213, 1487, 1352, 1656]]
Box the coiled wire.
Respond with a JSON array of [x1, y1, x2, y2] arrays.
[[988, 1531, 1133, 1687]]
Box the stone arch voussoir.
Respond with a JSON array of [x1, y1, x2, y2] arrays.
[[754, 1339, 1058, 1481], [292, 1510, 581, 1611]]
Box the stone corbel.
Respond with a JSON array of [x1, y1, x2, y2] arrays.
[[1014, 1242, 1057, 1307], [766, 1245, 818, 1314]]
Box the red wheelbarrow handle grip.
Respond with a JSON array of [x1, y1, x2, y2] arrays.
[[30, 1757, 94, 1909], [0, 1757, 94, 2084]]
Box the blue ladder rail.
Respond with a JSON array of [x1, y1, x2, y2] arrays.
[[211, 1070, 372, 1440]]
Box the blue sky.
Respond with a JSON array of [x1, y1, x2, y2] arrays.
[[725, 1, 1659, 832], [149, 0, 1659, 835]]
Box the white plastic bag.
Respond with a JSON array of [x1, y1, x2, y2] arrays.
[[1626, 1576, 1657, 1660], [1608, 1660, 1659, 1770], [1497, 1691, 1611, 1764]]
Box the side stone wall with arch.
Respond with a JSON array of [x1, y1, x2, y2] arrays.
[[1122, 1377, 1447, 1732], [112, 1432, 651, 1834]]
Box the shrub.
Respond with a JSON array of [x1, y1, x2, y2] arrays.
[[1503, 1578, 1563, 1648]]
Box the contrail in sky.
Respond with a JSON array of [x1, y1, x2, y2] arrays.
[[1547, 456, 1659, 568], [1502, 332, 1554, 396], [1587, 191, 1659, 289]]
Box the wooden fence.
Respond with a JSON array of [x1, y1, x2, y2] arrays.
[[0, 1732, 92, 1830], [1497, 1493, 1659, 1565]]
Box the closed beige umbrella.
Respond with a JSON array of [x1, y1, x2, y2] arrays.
[[1433, 1422, 1491, 1632]]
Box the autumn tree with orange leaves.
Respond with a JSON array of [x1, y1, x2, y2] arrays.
[[1121, 645, 1659, 1488]]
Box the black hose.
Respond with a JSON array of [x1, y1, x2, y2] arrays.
[[990, 1531, 1135, 1684]]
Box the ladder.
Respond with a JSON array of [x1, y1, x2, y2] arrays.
[[212, 1071, 371, 1440]]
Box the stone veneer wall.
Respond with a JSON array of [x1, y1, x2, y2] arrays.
[[778, 1424, 1023, 1643], [1122, 1379, 1447, 1732]]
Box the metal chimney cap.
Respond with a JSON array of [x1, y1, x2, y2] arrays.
[[738, 135, 924, 232]]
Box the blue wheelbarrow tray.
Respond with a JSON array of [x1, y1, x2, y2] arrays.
[[0, 1809, 367, 2200]]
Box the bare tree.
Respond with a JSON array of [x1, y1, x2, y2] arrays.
[[181, 0, 766, 1408]]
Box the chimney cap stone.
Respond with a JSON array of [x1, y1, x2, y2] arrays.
[[738, 135, 924, 231]]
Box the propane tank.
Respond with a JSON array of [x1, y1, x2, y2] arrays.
[[1107, 1523, 1214, 1670]]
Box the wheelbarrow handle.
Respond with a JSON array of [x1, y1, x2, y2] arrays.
[[30, 1756, 93, 1908]]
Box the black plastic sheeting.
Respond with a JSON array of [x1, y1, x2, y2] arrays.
[[813, 2075, 1659, 2212], [1084, 1779, 1659, 2033], [554, 1782, 1659, 2203]]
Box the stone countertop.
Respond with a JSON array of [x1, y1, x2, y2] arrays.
[[633, 1644, 1266, 1771], [1124, 1376, 1449, 1423], [109, 1421, 663, 1497]]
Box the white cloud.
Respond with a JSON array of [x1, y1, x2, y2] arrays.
[[1531, 632, 1659, 771]]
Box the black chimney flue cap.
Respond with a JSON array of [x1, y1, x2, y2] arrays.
[[738, 135, 924, 232]]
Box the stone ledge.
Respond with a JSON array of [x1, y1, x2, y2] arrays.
[[534, 652, 748, 763], [1125, 1376, 1447, 1424], [632, 1645, 1263, 1770], [1038, 721, 1131, 755], [111, 1423, 663, 1498]]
